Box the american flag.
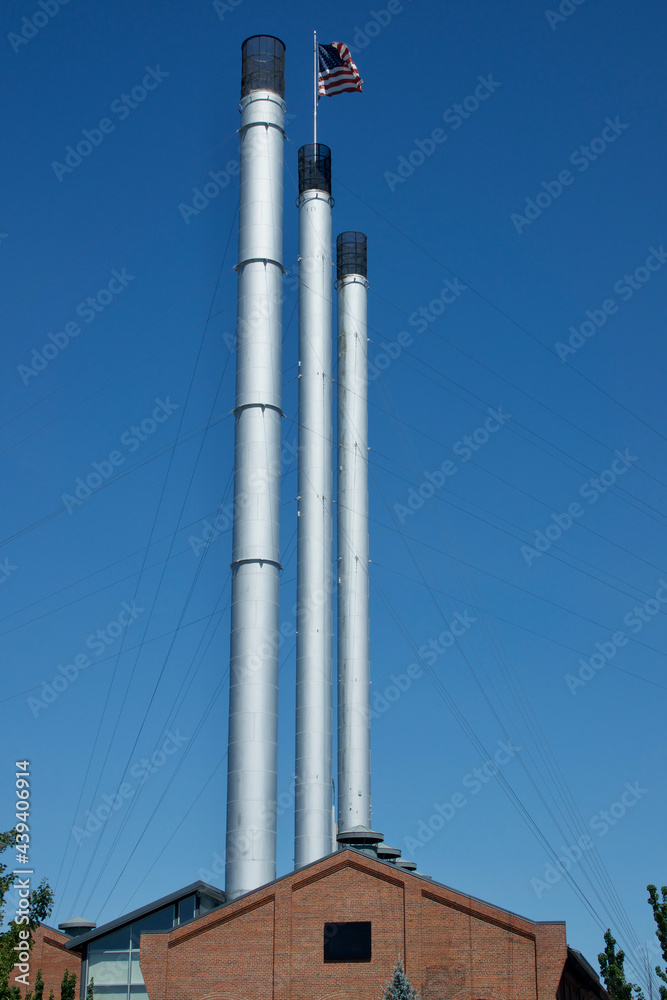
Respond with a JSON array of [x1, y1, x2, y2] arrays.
[[317, 42, 363, 97]]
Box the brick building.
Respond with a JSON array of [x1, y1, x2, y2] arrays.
[[12, 923, 81, 999], [12, 850, 608, 999]]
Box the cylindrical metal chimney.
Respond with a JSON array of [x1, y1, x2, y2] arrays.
[[336, 233, 381, 854], [225, 35, 286, 902], [294, 144, 335, 868]]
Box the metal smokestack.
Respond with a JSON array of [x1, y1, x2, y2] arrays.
[[336, 233, 382, 854], [225, 35, 286, 901], [294, 144, 334, 868]]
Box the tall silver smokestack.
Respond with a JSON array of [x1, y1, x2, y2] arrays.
[[336, 233, 382, 854], [294, 144, 334, 868], [226, 35, 286, 902]]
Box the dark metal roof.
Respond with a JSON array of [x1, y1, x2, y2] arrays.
[[567, 946, 608, 996], [65, 881, 225, 951]]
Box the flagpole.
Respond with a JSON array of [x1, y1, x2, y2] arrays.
[[313, 29, 317, 145]]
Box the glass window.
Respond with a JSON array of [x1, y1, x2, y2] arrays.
[[198, 893, 221, 915], [131, 905, 175, 948], [89, 926, 131, 952], [130, 956, 145, 985], [177, 895, 196, 924], [87, 952, 129, 986], [323, 922, 372, 962], [92, 988, 129, 999]]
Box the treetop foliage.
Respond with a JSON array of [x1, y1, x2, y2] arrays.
[[381, 956, 421, 1000]]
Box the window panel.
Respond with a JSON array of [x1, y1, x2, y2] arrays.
[[198, 893, 221, 915], [323, 921, 372, 962], [88, 982, 128, 998], [130, 956, 145, 985], [89, 926, 131, 952], [87, 952, 130, 986], [130, 905, 175, 948], [177, 895, 196, 924]]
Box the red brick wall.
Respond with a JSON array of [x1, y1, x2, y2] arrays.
[[536, 921, 569, 1000], [421, 890, 539, 999], [8, 924, 81, 999], [291, 859, 406, 996], [139, 851, 578, 1000], [141, 895, 275, 1000]]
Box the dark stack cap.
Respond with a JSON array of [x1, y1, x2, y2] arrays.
[[241, 35, 285, 99], [336, 231, 367, 281], [298, 144, 332, 195]]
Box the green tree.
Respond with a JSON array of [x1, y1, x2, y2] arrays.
[[0, 830, 53, 1000], [381, 956, 421, 1000], [647, 885, 667, 1000], [33, 971, 44, 1000], [86, 978, 94, 1000], [599, 930, 644, 1000], [59, 971, 75, 1000]]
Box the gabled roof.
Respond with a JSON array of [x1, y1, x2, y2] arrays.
[[216, 847, 565, 928], [65, 880, 225, 950], [65, 848, 571, 956]]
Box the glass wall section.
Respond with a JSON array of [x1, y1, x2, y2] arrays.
[[86, 905, 174, 999], [130, 906, 175, 948], [198, 893, 219, 916], [84, 894, 224, 996]]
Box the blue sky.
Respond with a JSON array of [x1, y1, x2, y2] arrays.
[[2, 0, 666, 985]]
